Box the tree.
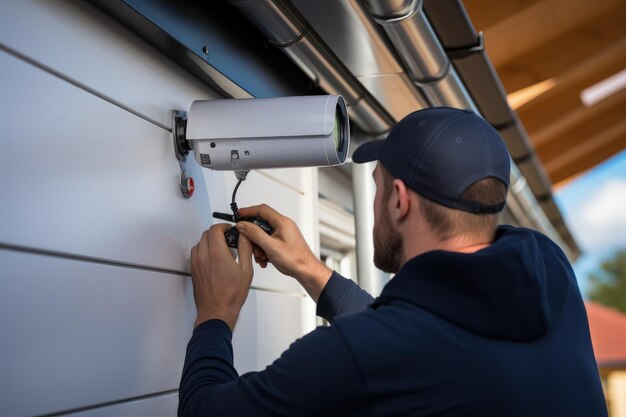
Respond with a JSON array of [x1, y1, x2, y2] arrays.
[[588, 250, 626, 313]]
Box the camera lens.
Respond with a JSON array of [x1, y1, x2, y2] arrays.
[[334, 105, 345, 152], [334, 113, 340, 151]]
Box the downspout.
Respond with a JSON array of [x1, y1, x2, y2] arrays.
[[352, 159, 389, 295]]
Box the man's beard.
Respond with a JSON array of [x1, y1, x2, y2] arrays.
[[373, 204, 404, 274]]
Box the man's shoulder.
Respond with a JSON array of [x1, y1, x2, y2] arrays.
[[327, 302, 475, 385], [331, 302, 449, 351]]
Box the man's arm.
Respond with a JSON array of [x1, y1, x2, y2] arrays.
[[179, 319, 370, 417], [316, 271, 375, 323], [236, 204, 375, 320], [183, 222, 371, 416]]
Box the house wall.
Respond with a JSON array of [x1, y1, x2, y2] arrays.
[[608, 370, 626, 417], [0, 1, 317, 416]]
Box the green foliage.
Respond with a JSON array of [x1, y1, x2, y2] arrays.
[[588, 250, 626, 313]]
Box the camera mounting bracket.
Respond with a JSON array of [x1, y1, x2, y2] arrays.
[[172, 110, 191, 163]]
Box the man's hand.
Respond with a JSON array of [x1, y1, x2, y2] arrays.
[[236, 204, 332, 302], [190, 224, 254, 331]]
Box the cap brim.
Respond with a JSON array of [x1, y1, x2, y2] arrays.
[[352, 139, 386, 163]]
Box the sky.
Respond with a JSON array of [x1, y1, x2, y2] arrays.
[[554, 148, 626, 297]]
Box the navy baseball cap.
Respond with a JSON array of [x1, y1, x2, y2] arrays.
[[352, 107, 511, 214]]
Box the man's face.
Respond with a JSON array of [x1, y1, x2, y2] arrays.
[[372, 163, 404, 274]]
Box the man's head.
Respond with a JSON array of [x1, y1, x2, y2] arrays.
[[354, 107, 511, 273]]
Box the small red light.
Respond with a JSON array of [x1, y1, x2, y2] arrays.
[[186, 177, 195, 196]]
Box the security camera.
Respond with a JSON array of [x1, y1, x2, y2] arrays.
[[172, 95, 350, 171], [172, 95, 350, 246]]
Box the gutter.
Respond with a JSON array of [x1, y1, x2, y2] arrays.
[[360, 0, 578, 259]]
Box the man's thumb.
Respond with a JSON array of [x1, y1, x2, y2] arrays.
[[236, 221, 273, 252], [236, 233, 254, 277]]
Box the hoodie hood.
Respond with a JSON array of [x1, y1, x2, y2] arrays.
[[370, 226, 574, 341]]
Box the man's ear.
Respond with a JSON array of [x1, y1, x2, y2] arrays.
[[392, 179, 411, 222]]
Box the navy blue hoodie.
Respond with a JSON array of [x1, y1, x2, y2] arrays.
[[179, 226, 608, 416]]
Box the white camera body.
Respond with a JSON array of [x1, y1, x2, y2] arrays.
[[182, 95, 349, 171]]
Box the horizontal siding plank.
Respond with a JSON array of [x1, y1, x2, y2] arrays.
[[0, 49, 306, 293], [0, 249, 307, 417], [256, 168, 312, 195], [0, 0, 220, 129], [55, 393, 178, 417], [0, 48, 208, 274]]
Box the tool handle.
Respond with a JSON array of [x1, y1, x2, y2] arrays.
[[212, 211, 235, 222]]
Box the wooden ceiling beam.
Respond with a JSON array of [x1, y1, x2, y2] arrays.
[[480, 0, 623, 69], [496, 2, 626, 93], [461, 0, 626, 186], [462, 0, 544, 32], [543, 118, 626, 183], [531, 87, 626, 148], [516, 36, 626, 135], [535, 89, 626, 159]]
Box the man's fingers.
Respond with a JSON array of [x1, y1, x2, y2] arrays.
[[207, 223, 235, 257], [236, 220, 276, 253], [237, 233, 254, 277], [254, 255, 269, 267], [252, 243, 267, 260], [198, 230, 210, 257], [238, 204, 284, 228], [210, 223, 233, 234]]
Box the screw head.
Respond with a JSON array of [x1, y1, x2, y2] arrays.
[[180, 174, 195, 198]]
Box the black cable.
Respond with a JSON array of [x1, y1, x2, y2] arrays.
[[231, 178, 244, 221]]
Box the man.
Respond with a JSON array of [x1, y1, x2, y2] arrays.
[[179, 107, 608, 416]]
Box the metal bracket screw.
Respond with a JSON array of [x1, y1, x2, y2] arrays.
[[180, 171, 195, 198]]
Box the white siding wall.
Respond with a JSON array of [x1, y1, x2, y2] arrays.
[[0, 1, 317, 416]]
